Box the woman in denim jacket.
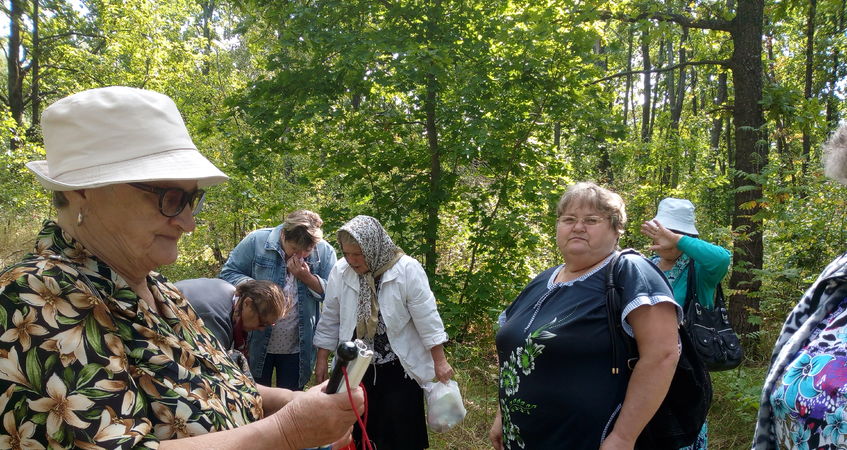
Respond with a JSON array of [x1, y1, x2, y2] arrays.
[[220, 210, 337, 390]]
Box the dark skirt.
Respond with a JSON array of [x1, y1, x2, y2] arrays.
[[353, 358, 429, 450]]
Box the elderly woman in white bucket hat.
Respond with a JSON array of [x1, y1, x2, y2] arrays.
[[0, 86, 362, 449], [640, 197, 731, 450]]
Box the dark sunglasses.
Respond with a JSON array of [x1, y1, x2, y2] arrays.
[[128, 183, 206, 217]]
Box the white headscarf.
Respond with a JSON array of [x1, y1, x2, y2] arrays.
[[338, 216, 404, 341]]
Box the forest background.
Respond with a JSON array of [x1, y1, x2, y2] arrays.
[[1, 0, 845, 447]]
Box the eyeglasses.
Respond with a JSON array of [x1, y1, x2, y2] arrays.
[[128, 183, 206, 217], [557, 215, 608, 227]]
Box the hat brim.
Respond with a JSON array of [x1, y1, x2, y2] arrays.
[[27, 148, 228, 191], [652, 215, 699, 236]]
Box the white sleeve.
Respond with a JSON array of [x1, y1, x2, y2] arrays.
[[313, 264, 344, 350]]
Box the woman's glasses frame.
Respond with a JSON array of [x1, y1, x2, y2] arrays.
[[128, 182, 206, 217], [557, 215, 608, 227]]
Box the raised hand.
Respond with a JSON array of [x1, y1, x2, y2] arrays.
[[640, 220, 681, 252]]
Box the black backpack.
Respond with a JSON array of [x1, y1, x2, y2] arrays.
[[605, 249, 713, 449]]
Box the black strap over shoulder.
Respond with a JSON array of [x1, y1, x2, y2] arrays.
[[604, 249, 713, 449], [605, 248, 642, 375], [682, 257, 729, 321], [683, 258, 699, 322]]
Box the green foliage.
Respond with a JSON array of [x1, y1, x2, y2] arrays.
[[2, 1, 847, 445], [230, 0, 613, 336], [709, 365, 769, 449]]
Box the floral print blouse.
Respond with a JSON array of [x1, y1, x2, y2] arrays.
[[495, 254, 677, 449], [0, 221, 262, 449], [768, 296, 847, 449]]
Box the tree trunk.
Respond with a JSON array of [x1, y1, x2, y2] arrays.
[[802, 0, 817, 167], [200, 1, 215, 76], [727, 0, 766, 338], [554, 122, 561, 149], [827, 0, 845, 129], [7, 0, 25, 151], [691, 70, 698, 116], [650, 38, 664, 139], [424, 71, 441, 276], [667, 38, 675, 129], [30, 0, 41, 131], [624, 26, 633, 125], [711, 73, 727, 151], [670, 27, 688, 131], [640, 29, 652, 143]]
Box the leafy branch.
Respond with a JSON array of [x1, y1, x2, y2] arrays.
[[594, 10, 733, 32], [591, 59, 731, 84]]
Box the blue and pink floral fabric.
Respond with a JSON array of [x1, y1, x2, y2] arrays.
[[770, 296, 847, 449]]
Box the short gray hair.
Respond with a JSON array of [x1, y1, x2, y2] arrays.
[[556, 182, 627, 236], [824, 123, 847, 184]]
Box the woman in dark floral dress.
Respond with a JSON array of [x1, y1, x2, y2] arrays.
[[0, 86, 362, 449], [489, 182, 682, 450]]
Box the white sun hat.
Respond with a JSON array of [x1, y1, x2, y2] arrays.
[[653, 197, 699, 236], [26, 86, 228, 191]]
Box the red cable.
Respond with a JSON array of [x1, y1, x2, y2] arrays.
[[342, 366, 373, 450]]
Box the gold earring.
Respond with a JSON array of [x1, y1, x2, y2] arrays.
[[76, 211, 84, 226]]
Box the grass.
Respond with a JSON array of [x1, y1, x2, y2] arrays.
[[0, 217, 40, 268], [428, 339, 500, 449]]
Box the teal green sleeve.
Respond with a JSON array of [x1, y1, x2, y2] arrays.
[[677, 235, 731, 308]]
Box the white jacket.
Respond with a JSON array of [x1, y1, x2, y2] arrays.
[[313, 255, 449, 386]]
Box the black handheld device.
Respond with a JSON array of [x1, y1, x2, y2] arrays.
[[326, 341, 359, 393]]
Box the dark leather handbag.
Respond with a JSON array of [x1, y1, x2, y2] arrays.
[[606, 250, 712, 449], [683, 260, 743, 371]]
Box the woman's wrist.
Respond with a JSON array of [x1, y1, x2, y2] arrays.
[[272, 405, 302, 450]]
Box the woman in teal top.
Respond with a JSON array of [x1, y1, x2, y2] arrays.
[[641, 197, 731, 450]]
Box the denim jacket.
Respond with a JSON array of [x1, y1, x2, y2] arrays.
[[219, 224, 337, 388]]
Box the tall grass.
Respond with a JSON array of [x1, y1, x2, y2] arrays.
[[0, 216, 42, 268]]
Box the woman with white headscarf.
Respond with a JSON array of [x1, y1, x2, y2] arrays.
[[314, 215, 454, 449]]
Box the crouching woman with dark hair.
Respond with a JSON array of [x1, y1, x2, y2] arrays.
[[176, 278, 290, 378]]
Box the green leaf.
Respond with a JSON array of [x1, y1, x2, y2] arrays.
[[80, 408, 103, 420], [75, 388, 117, 400], [85, 315, 104, 356], [30, 412, 48, 425], [76, 363, 101, 389], [63, 366, 76, 387], [43, 354, 58, 377], [116, 321, 134, 340], [56, 315, 82, 326], [25, 347, 43, 393], [133, 390, 147, 415], [51, 425, 67, 447]]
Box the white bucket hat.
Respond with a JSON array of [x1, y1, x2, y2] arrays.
[[653, 198, 699, 236], [26, 86, 228, 191]]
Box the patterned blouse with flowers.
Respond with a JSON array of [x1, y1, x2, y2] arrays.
[[0, 221, 262, 449], [768, 296, 847, 449]]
